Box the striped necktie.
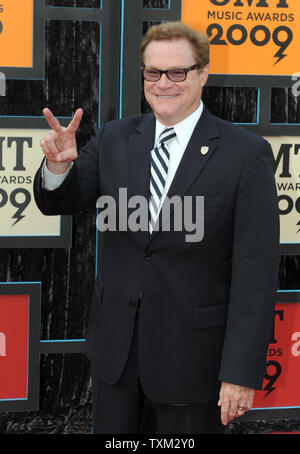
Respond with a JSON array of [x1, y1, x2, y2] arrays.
[[149, 127, 176, 233]]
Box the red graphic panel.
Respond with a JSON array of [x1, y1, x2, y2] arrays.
[[253, 303, 300, 409], [0, 295, 29, 400]]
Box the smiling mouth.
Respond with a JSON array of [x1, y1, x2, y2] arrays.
[[156, 95, 178, 99]]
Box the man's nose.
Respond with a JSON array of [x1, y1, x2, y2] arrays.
[[156, 73, 174, 88]]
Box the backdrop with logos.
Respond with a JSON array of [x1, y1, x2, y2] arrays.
[[0, 0, 299, 434]]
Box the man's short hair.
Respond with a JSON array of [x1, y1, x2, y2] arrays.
[[140, 21, 210, 69]]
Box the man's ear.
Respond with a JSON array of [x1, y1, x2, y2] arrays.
[[200, 64, 210, 87]]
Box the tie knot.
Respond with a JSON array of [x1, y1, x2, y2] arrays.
[[158, 127, 176, 145]]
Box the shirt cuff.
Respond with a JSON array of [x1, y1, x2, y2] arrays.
[[41, 160, 73, 191]]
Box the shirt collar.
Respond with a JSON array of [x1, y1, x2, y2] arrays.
[[155, 101, 203, 146]]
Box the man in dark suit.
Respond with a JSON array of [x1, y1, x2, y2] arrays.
[[34, 22, 279, 434]]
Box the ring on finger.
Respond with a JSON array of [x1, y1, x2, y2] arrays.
[[237, 405, 247, 412]]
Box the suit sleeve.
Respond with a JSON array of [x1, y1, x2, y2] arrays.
[[33, 125, 105, 215], [218, 138, 280, 390]]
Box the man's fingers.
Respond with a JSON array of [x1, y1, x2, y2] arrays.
[[219, 382, 255, 425], [40, 134, 60, 160], [236, 403, 248, 417], [40, 139, 51, 157], [40, 140, 75, 163], [220, 400, 230, 426], [40, 137, 58, 161], [55, 149, 77, 162], [43, 108, 63, 133], [221, 401, 249, 425], [67, 108, 83, 134], [41, 108, 80, 164], [222, 401, 252, 425], [228, 402, 238, 421], [42, 107, 83, 136]]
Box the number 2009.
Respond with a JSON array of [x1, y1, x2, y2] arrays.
[[207, 23, 293, 54]]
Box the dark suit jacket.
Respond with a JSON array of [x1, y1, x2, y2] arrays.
[[34, 106, 279, 405]]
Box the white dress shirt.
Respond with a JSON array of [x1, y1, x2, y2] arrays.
[[151, 101, 203, 226], [42, 159, 73, 190]]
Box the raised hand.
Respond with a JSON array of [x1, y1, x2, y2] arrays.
[[40, 107, 83, 174]]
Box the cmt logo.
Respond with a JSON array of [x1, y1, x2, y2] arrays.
[[291, 332, 300, 357], [0, 294, 29, 401], [206, 0, 293, 65], [273, 141, 300, 231], [0, 72, 5, 96], [0, 136, 33, 225], [0, 331, 6, 356]]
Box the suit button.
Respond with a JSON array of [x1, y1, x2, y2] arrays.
[[144, 253, 153, 259], [129, 301, 136, 308]]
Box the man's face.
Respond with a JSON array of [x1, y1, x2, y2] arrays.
[[143, 39, 209, 126]]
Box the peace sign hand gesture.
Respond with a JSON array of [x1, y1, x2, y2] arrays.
[[40, 107, 83, 174]]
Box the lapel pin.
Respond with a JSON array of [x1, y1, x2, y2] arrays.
[[200, 146, 209, 155]]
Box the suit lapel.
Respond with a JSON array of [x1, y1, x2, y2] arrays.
[[127, 113, 155, 244], [150, 107, 220, 241]]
